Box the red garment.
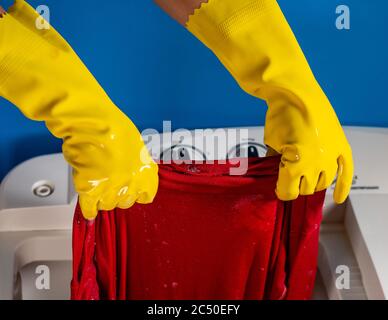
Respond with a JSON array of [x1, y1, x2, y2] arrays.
[[71, 157, 325, 300]]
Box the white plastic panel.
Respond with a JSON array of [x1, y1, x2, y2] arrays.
[[0, 126, 387, 300], [0, 154, 76, 210], [345, 194, 388, 299]]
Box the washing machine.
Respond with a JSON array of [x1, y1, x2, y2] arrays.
[[0, 126, 387, 300]]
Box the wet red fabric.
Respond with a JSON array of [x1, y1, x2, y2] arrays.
[[71, 157, 325, 300]]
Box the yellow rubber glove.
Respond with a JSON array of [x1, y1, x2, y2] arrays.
[[187, 0, 353, 203], [0, 0, 159, 219]]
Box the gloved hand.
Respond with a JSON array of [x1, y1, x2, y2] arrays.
[[0, 0, 159, 219], [187, 0, 353, 203]]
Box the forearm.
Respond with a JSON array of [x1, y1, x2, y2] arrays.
[[176, 0, 353, 203], [155, 0, 316, 99], [0, 2, 124, 142], [153, 0, 207, 25], [0, 6, 6, 17]]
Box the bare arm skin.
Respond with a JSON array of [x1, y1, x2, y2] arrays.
[[2, 1, 204, 24], [153, 0, 208, 25], [0, 6, 7, 17]]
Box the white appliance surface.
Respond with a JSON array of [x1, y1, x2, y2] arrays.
[[0, 126, 387, 300]]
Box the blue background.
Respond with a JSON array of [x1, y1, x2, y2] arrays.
[[0, 0, 387, 180]]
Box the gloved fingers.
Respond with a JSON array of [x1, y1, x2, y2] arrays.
[[97, 197, 117, 212], [79, 194, 99, 221], [92, 168, 158, 211], [128, 163, 159, 205], [299, 173, 320, 196], [101, 191, 154, 210], [115, 184, 137, 209], [315, 161, 338, 192], [100, 191, 154, 210], [316, 171, 327, 192], [137, 189, 157, 204], [97, 186, 131, 211], [137, 175, 159, 204], [276, 164, 301, 201], [117, 176, 158, 207], [117, 195, 137, 210], [97, 186, 138, 211], [334, 154, 354, 204]]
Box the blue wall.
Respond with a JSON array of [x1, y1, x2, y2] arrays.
[[0, 0, 387, 180]]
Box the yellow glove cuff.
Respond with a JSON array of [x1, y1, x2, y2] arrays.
[[187, 0, 354, 204]]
